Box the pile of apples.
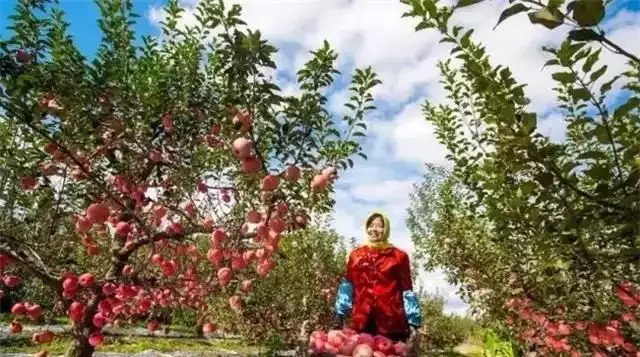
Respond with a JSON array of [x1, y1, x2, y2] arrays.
[[308, 329, 408, 357]]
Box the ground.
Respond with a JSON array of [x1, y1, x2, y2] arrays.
[[2, 333, 484, 356], [0, 334, 259, 355], [0, 316, 484, 356]]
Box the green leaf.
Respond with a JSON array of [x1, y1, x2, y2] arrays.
[[594, 125, 610, 144], [409, 0, 424, 13], [569, 88, 591, 101], [494, 3, 529, 29], [599, 75, 620, 94], [415, 20, 431, 31], [589, 65, 607, 83], [552, 72, 576, 84], [613, 97, 639, 119], [557, 42, 587, 64], [460, 29, 474, 46], [456, 0, 485, 8], [577, 150, 607, 161], [542, 59, 560, 69], [439, 38, 457, 44], [423, 0, 438, 16], [585, 165, 611, 180], [520, 181, 537, 195], [535, 172, 554, 186], [522, 113, 537, 134], [594, 182, 610, 195], [528, 8, 564, 29], [571, 0, 605, 26], [622, 146, 640, 163], [568, 28, 600, 42], [548, 0, 564, 11], [582, 48, 601, 72]]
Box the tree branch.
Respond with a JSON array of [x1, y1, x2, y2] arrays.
[[567, 65, 625, 187], [117, 226, 213, 260], [546, 162, 626, 212], [0, 232, 59, 288], [598, 32, 640, 65]]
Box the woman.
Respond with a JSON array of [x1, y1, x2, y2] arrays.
[[332, 212, 422, 354]]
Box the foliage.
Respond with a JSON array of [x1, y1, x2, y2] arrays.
[[239, 228, 347, 344], [403, 0, 639, 355], [419, 293, 478, 352], [168, 307, 198, 328], [0, 0, 380, 356], [1, 271, 58, 311], [406, 163, 450, 268], [481, 331, 515, 357], [198, 227, 347, 345]]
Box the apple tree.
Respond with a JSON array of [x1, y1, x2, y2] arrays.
[[0, 0, 380, 356], [403, 0, 639, 355], [198, 227, 348, 346]]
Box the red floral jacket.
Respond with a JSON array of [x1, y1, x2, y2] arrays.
[[343, 245, 413, 336]]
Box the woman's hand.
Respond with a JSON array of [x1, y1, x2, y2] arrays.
[[406, 325, 421, 357]]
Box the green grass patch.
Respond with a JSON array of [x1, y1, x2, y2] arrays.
[[0, 334, 71, 355], [0, 334, 261, 355], [454, 342, 483, 357], [427, 349, 483, 357], [100, 336, 258, 354], [424, 339, 484, 357]]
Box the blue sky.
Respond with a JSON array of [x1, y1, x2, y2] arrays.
[[0, 1, 152, 56], [2, 0, 639, 315]]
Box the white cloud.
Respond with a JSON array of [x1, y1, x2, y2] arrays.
[[148, 0, 640, 317], [349, 179, 417, 204], [539, 112, 568, 143], [370, 102, 450, 167]]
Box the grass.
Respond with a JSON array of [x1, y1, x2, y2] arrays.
[[423, 338, 484, 357], [449, 333, 485, 357], [0, 334, 261, 355], [0, 314, 486, 356], [0, 314, 69, 325], [1, 335, 71, 355], [426, 348, 483, 357], [454, 341, 484, 357]]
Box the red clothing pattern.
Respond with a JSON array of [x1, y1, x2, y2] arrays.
[[345, 245, 412, 337]]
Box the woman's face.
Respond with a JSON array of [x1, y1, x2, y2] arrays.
[[367, 216, 385, 242]]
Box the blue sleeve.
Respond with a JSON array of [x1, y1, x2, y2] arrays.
[[403, 290, 422, 327], [334, 278, 353, 316]]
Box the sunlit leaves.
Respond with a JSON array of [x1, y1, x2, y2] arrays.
[[528, 8, 564, 29]]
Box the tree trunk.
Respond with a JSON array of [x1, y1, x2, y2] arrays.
[[65, 336, 94, 357], [195, 314, 205, 338]]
